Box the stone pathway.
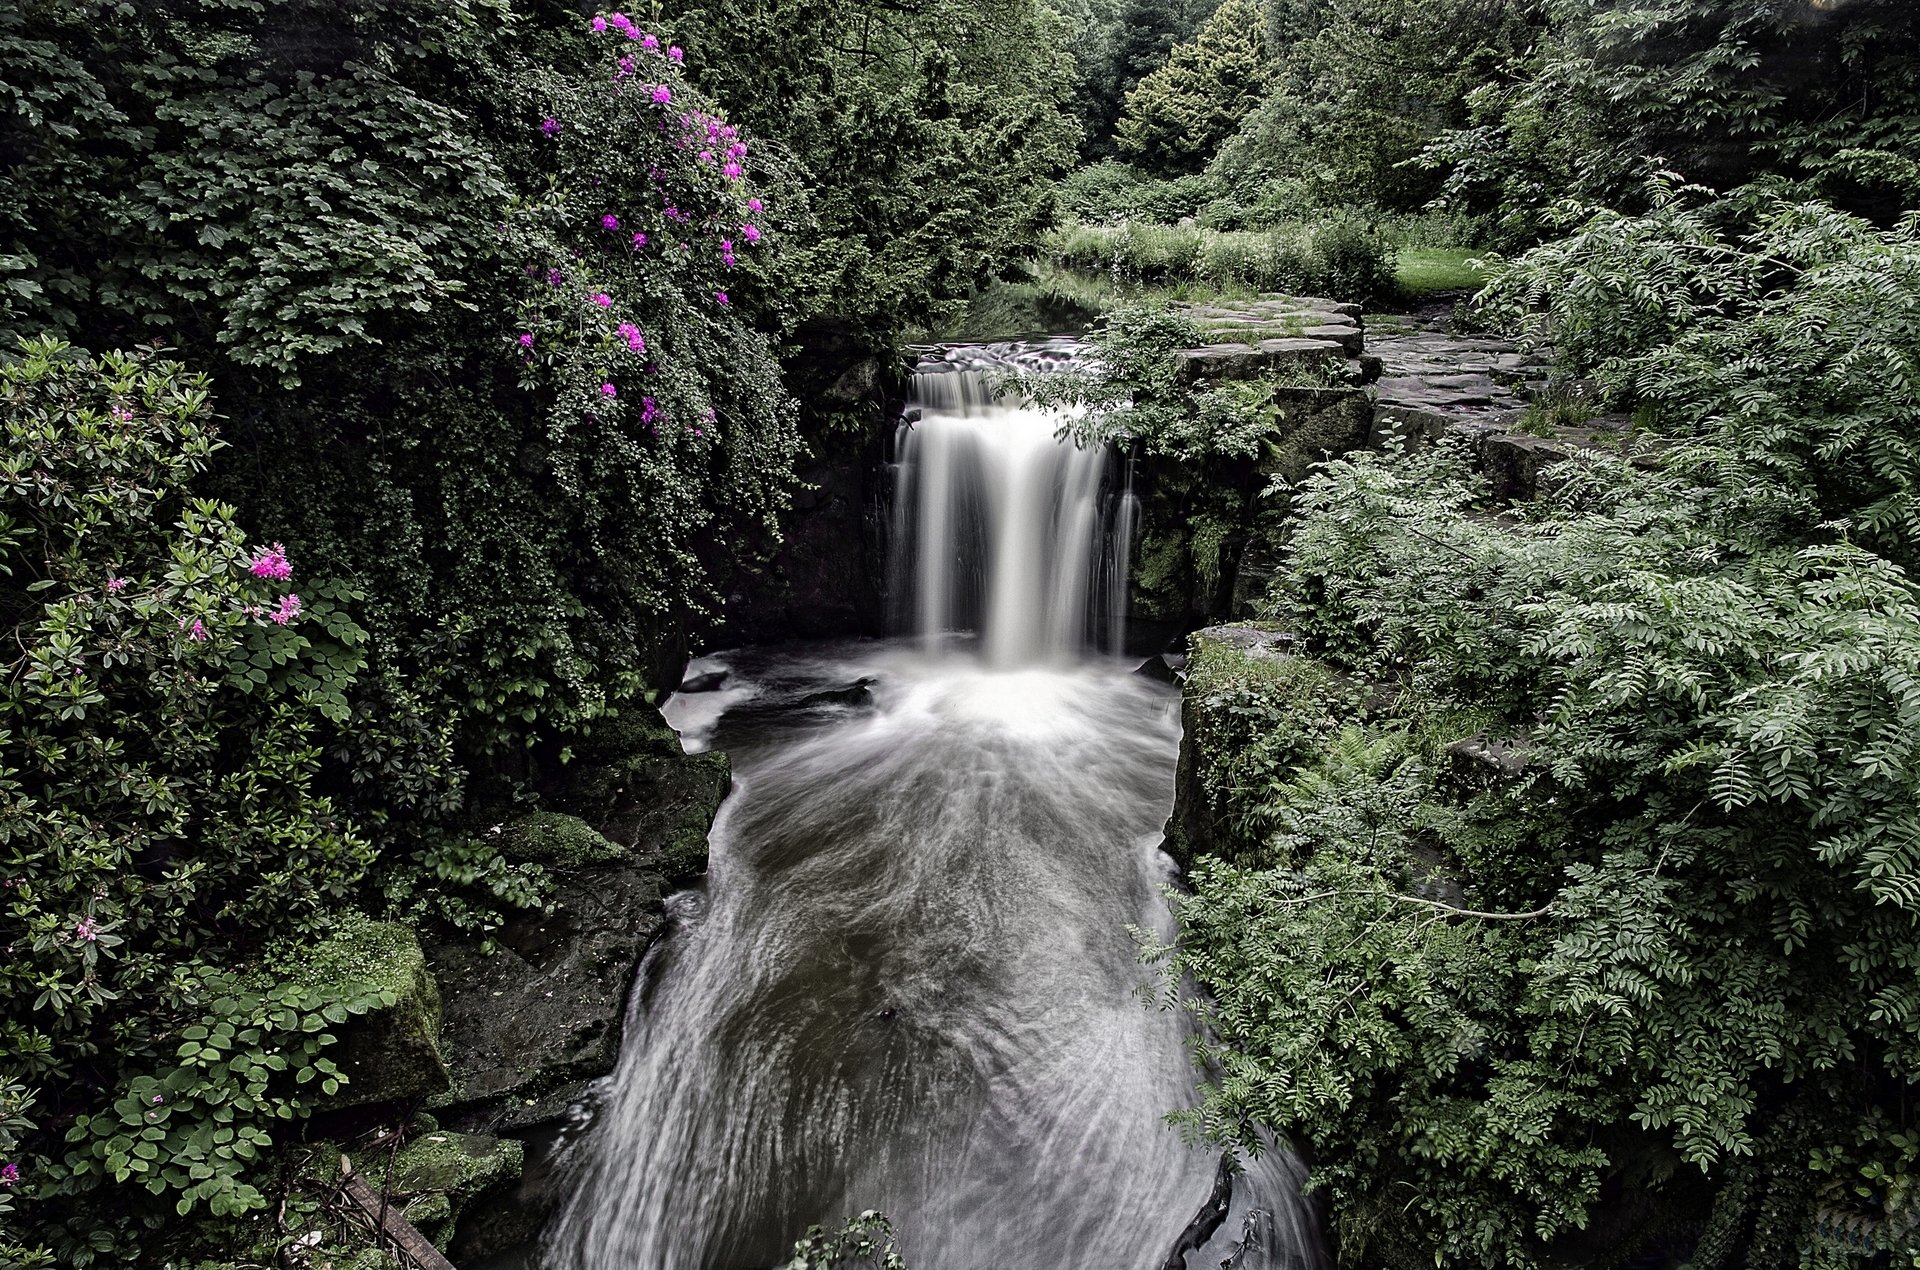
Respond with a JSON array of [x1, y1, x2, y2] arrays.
[[1170, 296, 1366, 381]]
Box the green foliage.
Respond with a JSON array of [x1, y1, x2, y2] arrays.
[[0, 339, 383, 1259], [1208, 0, 1534, 213], [1041, 217, 1392, 301], [1429, 0, 1920, 242], [1057, 0, 1217, 159], [1393, 246, 1489, 298], [1020, 306, 1254, 461], [665, 0, 1081, 344], [1476, 185, 1920, 570], [1115, 0, 1270, 175], [1056, 161, 1222, 224], [786, 1211, 909, 1270], [1161, 198, 1920, 1266]]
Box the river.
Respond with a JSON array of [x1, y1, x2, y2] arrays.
[[539, 344, 1320, 1270]]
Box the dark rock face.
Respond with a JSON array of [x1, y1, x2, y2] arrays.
[[716, 317, 901, 645], [1127, 386, 1374, 650], [1169, 625, 1342, 871], [426, 714, 729, 1134]]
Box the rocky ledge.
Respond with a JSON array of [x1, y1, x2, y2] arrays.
[[1171, 296, 1371, 383]]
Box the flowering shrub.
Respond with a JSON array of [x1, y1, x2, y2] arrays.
[[0, 339, 378, 1260], [422, 10, 802, 735]]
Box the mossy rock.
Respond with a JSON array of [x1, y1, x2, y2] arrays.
[[498, 810, 627, 870], [265, 913, 449, 1109], [1170, 625, 1354, 869], [427, 706, 730, 1129], [345, 1130, 523, 1254]]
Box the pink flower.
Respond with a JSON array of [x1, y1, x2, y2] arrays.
[[699, 149, 714, 163], [625, 25, 641, 39], [631, 231, 649, 248], [518, 332, 535, 348], [547, 268, 564, 285], [75, 918, 98, 941], [723, 161, 743, 180], [642, 33, 659, 50], [641, 396, 658, 423], [616, 56, 634, 78], [590, 14, 607, 30], [591, 292, 612, 308], [668, 45, 684, 62], [0, 1163, 17, 1186], [609, 11, 631, 28], [748, 197, 764, 213], [189, 619, 208, 642], [600, 382, 618, 397], [248, 543, 292, 581], [541, 116, 561, 136], [618, 322, 646, 352], [651, 85, 672, 104], [106, 576, 127, 593], [271, 594, 302, 626], [601, 213, 620, 230], [741, 222, 761, 243], [715, 290, 729, 305]]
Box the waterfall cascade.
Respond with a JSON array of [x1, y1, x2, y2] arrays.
[[892, 341, 1134, 663], [539, 344, 1318, 1270]]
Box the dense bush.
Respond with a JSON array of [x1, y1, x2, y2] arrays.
[[1155, 193, 1920, 1267], [1057, 162, 1222, 224], [0, 340, 390, 1262], [1115, 0, 1269, 174], [1430, 0, 1920, 241], [1040, 217, 1392, 301]]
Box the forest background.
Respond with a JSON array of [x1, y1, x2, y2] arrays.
[[2, 0, 1919, 1265]]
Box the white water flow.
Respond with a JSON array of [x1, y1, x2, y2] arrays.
[[544, 344, 1319, 1270]]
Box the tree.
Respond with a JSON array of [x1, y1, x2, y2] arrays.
[[1115, 0, 1269, 175], [1428, 0, 1920, 243], [1152, 191, 1920, 1267]]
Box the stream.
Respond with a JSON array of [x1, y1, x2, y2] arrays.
[[539, 345, 1321, 1270]]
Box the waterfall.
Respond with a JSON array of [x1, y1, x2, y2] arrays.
[[893, 343, 1129, 665], [540, 340, 1319, 1270]]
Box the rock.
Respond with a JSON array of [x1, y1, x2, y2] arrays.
[[824, 357, 881, 404], [1167, 626, 1348, 870], [349, 1129, 525, 1257], [498, 810, 626, 870], [1131, 654, 1178, 684], [267, 914, 450, 1110], [679, 669, 728, 694], [426, 712, 729, 1132], [797, 677, 875, 709]]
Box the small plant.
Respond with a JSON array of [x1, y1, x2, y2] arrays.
[[787, 1211, 909, 1270]]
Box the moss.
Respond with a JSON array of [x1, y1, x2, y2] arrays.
[[498, 810, 626, 869], [350, 1130, 524, 1253], [263, 913, 449, 1108], [1171, 626, 1356, 868]]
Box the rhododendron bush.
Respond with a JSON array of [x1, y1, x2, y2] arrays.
[[0, 340, 378, 1262]]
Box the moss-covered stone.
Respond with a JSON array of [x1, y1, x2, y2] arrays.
[[498, 810, 626, 869], [426, 706, 729, 1130], [1126, 384, 1372, 645], [348, 1130, 523, 1254], [264, 913, 450, 1109], [1169, 625, 1354, 869]]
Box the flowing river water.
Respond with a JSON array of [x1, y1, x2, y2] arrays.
[[541, 344, 1321, 1269]]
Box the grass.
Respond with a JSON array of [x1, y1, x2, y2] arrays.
[[1038, 218, 1394, 302], [1394, 247, 1490, 298]]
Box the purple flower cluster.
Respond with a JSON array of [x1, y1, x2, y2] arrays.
[[617, 321, 646, 353], [248, 543, 292, 581], [270, 594, 302, 626]]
